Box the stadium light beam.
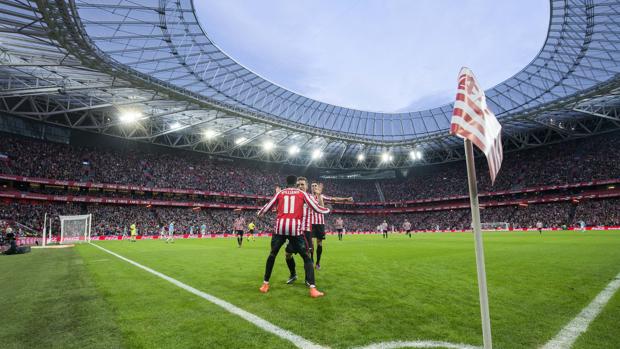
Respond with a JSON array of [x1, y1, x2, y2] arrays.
[[203, 129, 217, 140], [170, 122, 181, 130], [410, 150, 423, 160], [357, 153, 365, 161], [311, 149, 323, 160], [288, 145, 300, 156], [235, 137, 247, 145], [262, 140, 275, 152], [119, 110, 141, 123], [381, 152, 391, 162]]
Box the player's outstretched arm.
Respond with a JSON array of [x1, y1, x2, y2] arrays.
[[258, 192, 279, 217], [302, 191, 330, 214], [323, 195, 353, 203]]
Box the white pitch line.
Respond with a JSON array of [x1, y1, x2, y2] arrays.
[[91, 243, 620, 349], [353, 340, 481, 349], [541, 271, 620, 349], [89, 243, 328, 349]]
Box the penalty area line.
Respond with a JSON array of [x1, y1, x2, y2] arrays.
[[541, 271, 620, 349], [88, 242, 328, 349]]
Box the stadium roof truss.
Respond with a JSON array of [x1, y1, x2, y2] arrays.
[[0, 0, 619, 169]]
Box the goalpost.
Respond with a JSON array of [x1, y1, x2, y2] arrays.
[[59, 214, 92, 244], [480, 222, 509, 231]]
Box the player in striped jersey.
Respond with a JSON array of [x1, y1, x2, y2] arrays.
[[402, 219, 412, 238], [334, 217, 345, 241], [284, 177, 314, 285], [233, 214, 246, 247], [309, 182, 353, 270], [257, 175, 330, 298]]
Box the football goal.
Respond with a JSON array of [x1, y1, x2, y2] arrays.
[[59, 214, 92, 244], [480, 222, 510, 231]]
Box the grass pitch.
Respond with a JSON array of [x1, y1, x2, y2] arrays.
[[2, 231, 620, 349]]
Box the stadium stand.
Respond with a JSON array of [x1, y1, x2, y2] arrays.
[[1, 131, 619, 200], [1, 132, 619, 238]]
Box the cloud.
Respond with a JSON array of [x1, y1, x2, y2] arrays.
[[194, 0, 549, 113]]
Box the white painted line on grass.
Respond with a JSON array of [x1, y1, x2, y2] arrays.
[[89, 243, 328, 349], [541, 271, 620, 349], [93, 242, 619, 349], [353, 340, 481, 349]]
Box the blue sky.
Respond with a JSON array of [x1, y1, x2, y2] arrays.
[[194, 1, 549, 113]]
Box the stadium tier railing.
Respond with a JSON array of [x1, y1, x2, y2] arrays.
[[1, 173, 618, 208], [1, 187, 619, 215]]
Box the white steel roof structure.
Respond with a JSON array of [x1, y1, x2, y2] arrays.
[[1, 0, 619, 169]]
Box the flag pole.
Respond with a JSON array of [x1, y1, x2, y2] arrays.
[[464, 138, 493, 349], [42, 212, 47, 247]]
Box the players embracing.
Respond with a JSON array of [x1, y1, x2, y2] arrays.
[[257, 175, 330, 298]]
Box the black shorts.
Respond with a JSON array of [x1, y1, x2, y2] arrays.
[[276, 234, 311, 257], [312, 224, 326, 240], [285, 231, 312, 254], [336, 228, 343, 233], [406, 230, 411, 233], [236, 230, 244, 236], [248, 229, 255, 234]]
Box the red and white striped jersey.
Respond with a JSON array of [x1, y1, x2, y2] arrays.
[[305, 194, 334, 227], [233, 217, 245, 231], [258, 187, 330, 236]]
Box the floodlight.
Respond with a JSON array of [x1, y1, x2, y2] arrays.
[[311, 149, 322, 159], [119, 110, 141, 123], [263, 140, 275, 151], [203, 129, 217, 139]]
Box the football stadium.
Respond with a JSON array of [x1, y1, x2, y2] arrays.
[[1, 1, 620, 348]]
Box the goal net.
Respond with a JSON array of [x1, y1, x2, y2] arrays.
[[480, 222, 509, 231], [59, 214, 92, 244]]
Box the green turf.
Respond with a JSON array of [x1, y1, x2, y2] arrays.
[[3, 231, 620, 348], [0, 247, 121, 349], [572, 278, 620, 349]]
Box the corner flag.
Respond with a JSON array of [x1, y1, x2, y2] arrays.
[[450, 67, 503, 184], [449, 67, 504, 349]]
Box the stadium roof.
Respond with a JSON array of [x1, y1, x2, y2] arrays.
[[0, 0, 619, 169]]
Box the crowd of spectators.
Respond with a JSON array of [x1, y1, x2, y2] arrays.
[[2, 132, 617, 204], [0, 134, 281, 195], [328, 199, 619, 231], [379, 132, 620, 201], [1, 131, 619, 237], [573, 198, 620, 227], [1, 197, 618, 239], [0, 202, 274, 236]]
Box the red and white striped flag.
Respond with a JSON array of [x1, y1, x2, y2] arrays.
[[450, 67, 503, 184]]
